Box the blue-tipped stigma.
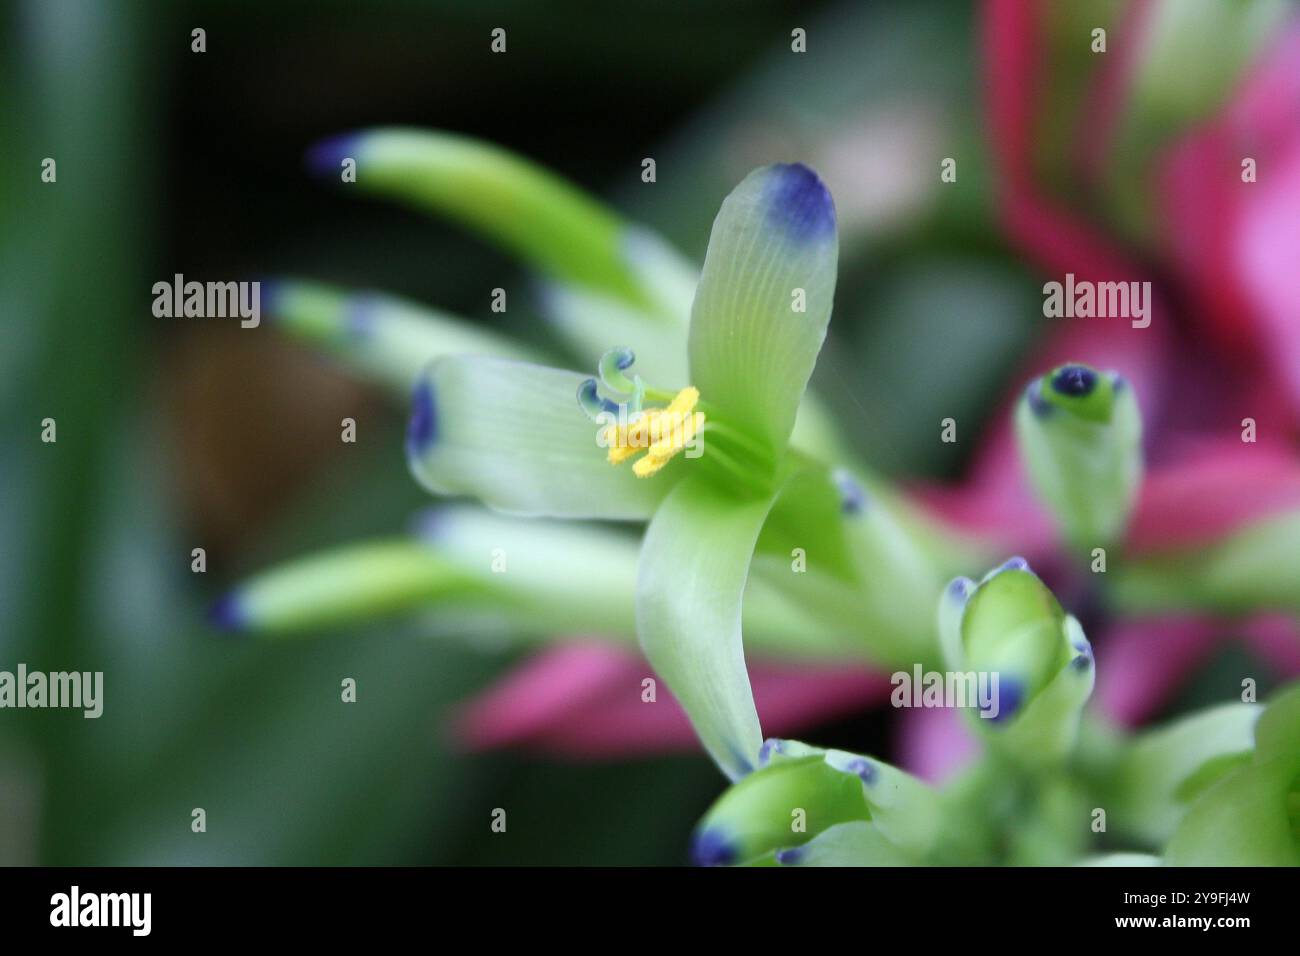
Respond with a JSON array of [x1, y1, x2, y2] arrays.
[[578, 378, 621, 421], [762, 163, 836, 244]]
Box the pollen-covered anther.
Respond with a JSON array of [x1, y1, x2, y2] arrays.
[[600, 386, 705, 478]]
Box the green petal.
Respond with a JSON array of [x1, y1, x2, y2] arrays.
[[688, 163, 838, 454], [1110, 702, 1261, 844], [265, 278, 537, 396], [407, 355, 673, 520], [759, 465, 946, 666], [308, 128, 657, 307], [209, 539, 479, 635], [637, 476, 773, 780], [770, 822, 915, 867], [1014, 364, 1142, 552]]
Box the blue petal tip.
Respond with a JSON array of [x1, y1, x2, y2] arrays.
[[305, 133, 361, 179], [762, 163, 836, 244], [832, 469, 868, 515], [1051, 364, 1097, 397], [846, 757, 878, 785], [1026, 380, 1052, 417], [999, 556, 1030, 574], [345, 294, 379, 339], [690, 828, 737, 867], [206, 593, 247, 634], [985, 677, 1023, 722], [775, 846, 805, 866], [758, 738, 785, 765], [406, 379, 438, 456]]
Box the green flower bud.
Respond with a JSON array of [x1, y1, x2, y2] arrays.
[[689, 739, 939, 866], [1015, 363, 1142, 553], [939, 559, 1095, 765]]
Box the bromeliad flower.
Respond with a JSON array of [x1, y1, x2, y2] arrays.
[[405, 161, 847, 779], [216, 130, 967, 761]]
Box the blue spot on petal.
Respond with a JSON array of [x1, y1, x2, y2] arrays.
[[1026, 380, 1053, 418], [758, 738, 786, 766], [345, 294, 380, 340], [1072, 651, 1093, 671], [947, 577, 973, 602], [1051, 364, 1097, 397], [1000, 556, 1030, 574], [406, 379, 438, 456], [689, 828, 737, 867], [845, 758, 877, 785], [305, 133, 362, 179], [259, 279, 283, 320], [833, 469, 868, 516], [206, 593, 247, 634], [984, 677, 1023, 722], [775, 846, 805, 866], [762, 163, 836, 244]]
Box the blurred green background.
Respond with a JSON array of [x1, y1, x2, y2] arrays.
[[0, 0, 1056, 864]]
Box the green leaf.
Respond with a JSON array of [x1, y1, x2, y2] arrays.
[[265, 278, 538, 396], [308, 128, 659, 307], [636, 476, 773, 780], [1014, 364, 1142, 552], [688, 163, 838, 455], [1110, 702, 1261, 844], [1164, 684, 1300, 865], [407, 355, 673, 520]]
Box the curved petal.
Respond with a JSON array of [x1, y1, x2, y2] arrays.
[[406, 355, 673, 520], [688, 163, 838, 454], [306, 128, 657, 308], [636, 476, 775, 779]]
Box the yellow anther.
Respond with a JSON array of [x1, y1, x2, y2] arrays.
[[604, 387, 704, 478]]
